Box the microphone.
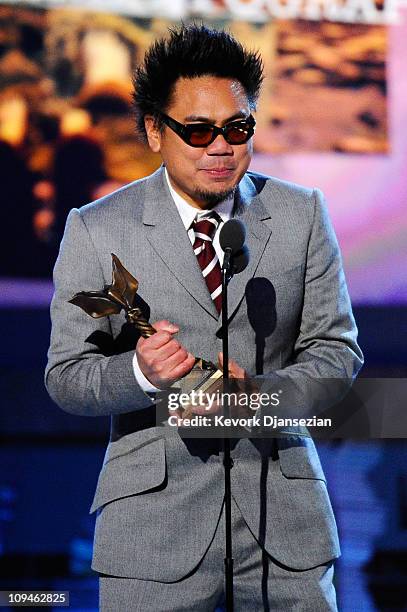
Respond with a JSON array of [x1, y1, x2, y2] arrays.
[[219, 219, 246, 255], [219, 219, 249, 276]]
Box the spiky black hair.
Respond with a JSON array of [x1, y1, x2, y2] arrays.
[[132, 24, 264, 141]]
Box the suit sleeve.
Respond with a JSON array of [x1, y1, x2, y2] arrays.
[[257, 188, 364, 417], [45, 208, 155, 416], [290, 188, 363, 377]]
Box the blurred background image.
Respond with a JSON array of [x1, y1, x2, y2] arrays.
[[0, 1, 406, 610]]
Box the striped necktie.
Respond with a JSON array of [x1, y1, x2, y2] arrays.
[[192, 213, 222, 313]]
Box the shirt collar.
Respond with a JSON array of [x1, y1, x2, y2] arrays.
[[164, 167, 234, 230]]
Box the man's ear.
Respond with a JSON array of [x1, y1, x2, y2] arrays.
[[144, 115, 161, 153]]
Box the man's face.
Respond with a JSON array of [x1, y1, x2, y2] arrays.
[[145, 75, 253, 209]]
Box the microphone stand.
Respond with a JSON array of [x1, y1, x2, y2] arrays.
[[221, 247, 234, 612]]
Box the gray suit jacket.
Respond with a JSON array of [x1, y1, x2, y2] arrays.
[[45, 166, 363, 581]]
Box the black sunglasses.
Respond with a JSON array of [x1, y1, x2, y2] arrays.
[[160, 113, 256, 147]]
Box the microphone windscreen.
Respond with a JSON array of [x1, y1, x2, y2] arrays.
[[232, 245, 250, 274], [219, 219, 246, 254]]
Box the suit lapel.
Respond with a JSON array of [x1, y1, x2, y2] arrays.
[[141, 168, 272, 324], [142, 167, 219, 319]]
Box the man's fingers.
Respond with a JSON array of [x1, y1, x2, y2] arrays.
[[140, 331, 170, 350], [151, 320, 179, 334], [218, 352, 246, 379], [136, 320, 195, 388], [161, 346, 188, 371], [138, 320, 179, 351], [168, 353, 196, 379], [190, 400, 221, 416], [147, 338, 182, 362], [141, 320, 179, 348]]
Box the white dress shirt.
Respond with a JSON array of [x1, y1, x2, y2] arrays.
[[132, 167, 234, 392]]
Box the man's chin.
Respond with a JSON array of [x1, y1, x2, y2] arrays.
[[193, 187, 236, 208]]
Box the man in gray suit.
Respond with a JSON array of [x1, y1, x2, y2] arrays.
[[45, 25, 363, 611]]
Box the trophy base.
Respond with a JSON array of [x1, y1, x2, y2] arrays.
[[171, 359, 223, 420]]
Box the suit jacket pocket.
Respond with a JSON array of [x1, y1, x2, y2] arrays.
[[90, 437, 166, 513], [277, 437, 326, 482]]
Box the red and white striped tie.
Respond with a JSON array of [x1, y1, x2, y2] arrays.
[[192, 213, 222, 313]]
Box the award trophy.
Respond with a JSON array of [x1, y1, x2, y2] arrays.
[[69, 253, 223, 417]]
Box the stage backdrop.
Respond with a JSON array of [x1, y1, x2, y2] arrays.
[[0, 1, 405, 304]]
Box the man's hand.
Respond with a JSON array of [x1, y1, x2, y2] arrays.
[[188, 353, 248, 417], [218, 352, 247, 380], [136, 320, 195, 389]]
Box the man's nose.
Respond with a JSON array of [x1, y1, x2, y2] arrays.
[[206, 133, 234, 154]]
